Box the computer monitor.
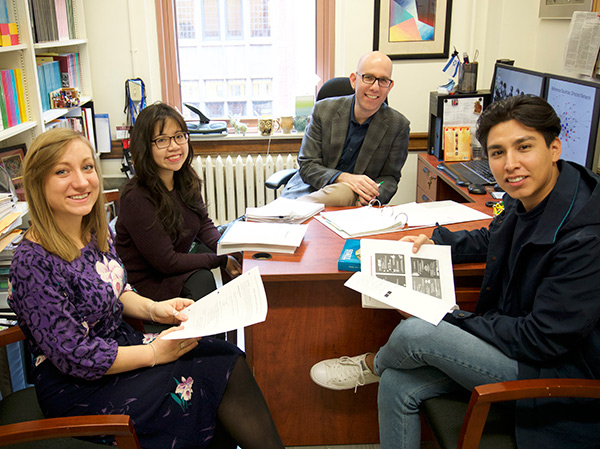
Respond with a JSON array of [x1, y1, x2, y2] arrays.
[[490, 63, 546, 102], [544, 74, 600, 170]]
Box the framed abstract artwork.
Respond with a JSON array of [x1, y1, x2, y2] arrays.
[[373, 0, 453, 60], [0, 144, 26, 201]]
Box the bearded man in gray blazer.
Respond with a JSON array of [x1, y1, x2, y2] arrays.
[[282, 51, 410, 206]]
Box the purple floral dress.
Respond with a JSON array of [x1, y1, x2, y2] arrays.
[[9, 235, 243, 448]]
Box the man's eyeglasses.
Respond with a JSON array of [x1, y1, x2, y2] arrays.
[[152, 132, 189, 149], [356, 72, 393, 88]]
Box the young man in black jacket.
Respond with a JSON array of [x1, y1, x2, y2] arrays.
[[310, 95, 600, 448]]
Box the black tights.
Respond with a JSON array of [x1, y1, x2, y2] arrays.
[[208, 356, 284, 449]]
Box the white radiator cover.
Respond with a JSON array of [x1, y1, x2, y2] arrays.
[[194, 154, 297, 225]]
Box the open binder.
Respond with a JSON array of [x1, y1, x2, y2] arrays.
[[317, 200, 492, 239]]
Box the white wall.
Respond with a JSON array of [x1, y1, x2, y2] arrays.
[[84, 0, 162, 134], [86, 0, 577, 202]]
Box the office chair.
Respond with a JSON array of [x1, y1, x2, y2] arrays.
[[0, 326, 141, 448], [421, 378, 600, 449], [264, 76, 391, 190], [265, 76, 357, 190]]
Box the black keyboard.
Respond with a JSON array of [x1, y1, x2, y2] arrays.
[[438, 159, 496, 185]]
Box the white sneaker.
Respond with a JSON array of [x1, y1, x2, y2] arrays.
[[310, 353, 379, 392]]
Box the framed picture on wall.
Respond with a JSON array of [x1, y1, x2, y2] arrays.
[[373, 0, 453, 60], [0, 144, 27, 201], [539, 0, 593, 19]]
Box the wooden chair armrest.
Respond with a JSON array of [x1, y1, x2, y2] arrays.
[[0, 415, 140, 448], [459, 379, 600, 449], [0, 326, 25, 346]]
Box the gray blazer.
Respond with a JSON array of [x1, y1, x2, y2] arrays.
[[282, 95, 410, 204]]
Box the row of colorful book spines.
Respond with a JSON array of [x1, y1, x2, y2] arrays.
[[0, 68, 27, 130], [36, 53, 81, 91], [30, 0, 76, 43], [0, 23, 18, 47]]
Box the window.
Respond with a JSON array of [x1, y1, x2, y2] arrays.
[[249, 0, 270, 37], [226, 0, 243, 38], [227, 79, 246, 97], [202, 0, 220, 39], [177, 0, 196, 39], [157, 0, 333, 121]]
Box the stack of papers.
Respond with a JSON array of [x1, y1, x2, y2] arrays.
[[245, 197, 324, 224], [317, 200, 491, 238], [217, 220, 308, 254]]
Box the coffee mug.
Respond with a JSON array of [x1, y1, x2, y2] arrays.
[[280, 116, 294, 134], [293, 115, 309, 133], [258, 116, 280, 136]]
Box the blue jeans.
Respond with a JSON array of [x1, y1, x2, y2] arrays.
[[373, 317, 519, 449]]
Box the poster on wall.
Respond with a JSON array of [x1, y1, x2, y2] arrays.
[[373, 0, 453, 60]]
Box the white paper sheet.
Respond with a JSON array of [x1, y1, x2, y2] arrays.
[[162, 267, 268, 340], [347, 240, 457, 325]]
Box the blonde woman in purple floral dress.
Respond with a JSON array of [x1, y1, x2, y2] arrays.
[[9, 128, 284, 449]]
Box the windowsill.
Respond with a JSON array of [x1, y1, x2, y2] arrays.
[[189, 132, 304, 142]]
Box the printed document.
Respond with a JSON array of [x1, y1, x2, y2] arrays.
[[345, 240, 456, 325], [163, 267, 267, 339]]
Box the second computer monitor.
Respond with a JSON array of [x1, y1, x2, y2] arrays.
[[544, 75, 600, 170], [491, 63, 546, 102]]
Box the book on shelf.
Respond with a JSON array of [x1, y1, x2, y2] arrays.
[[54, 0, 70, 40], [317, 200, 492, 239], [0, 0, 9, 23], [344, 239, 457, 326], [245, 197, 324, 224], [0, 68, 26, 129], [217, 220, 308, 254], [0, 74, 9, 130], [338, 239, 361, 272], [81, 106, 95, 147], [13, 69, 27, 122]]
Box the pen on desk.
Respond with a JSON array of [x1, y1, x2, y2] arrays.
[[463, 52, 469, 64], [378, 181, 384, 186]]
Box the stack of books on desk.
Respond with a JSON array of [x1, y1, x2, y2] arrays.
[[245, 197, 324, 224], [217, 220, 308, 254]]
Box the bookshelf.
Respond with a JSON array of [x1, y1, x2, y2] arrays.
[[0, 0, 95, 150]]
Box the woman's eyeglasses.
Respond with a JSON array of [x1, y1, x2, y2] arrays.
[[152, 132, 189, 149]]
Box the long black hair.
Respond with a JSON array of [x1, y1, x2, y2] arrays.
[[128, 102, 204, 241]]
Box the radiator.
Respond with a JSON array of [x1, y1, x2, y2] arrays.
[[194, 153, 298, 225]]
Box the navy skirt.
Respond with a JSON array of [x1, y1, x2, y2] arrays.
[[33, 322, 244, 449]]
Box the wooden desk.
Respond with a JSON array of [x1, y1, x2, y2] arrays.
[[417, 153, 498, 207], [243, 205, 491, 446]]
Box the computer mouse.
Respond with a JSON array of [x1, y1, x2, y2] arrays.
[[467, 184, 486, 195]]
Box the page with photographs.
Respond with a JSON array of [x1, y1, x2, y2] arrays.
[[345, 239, 456, 325]]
